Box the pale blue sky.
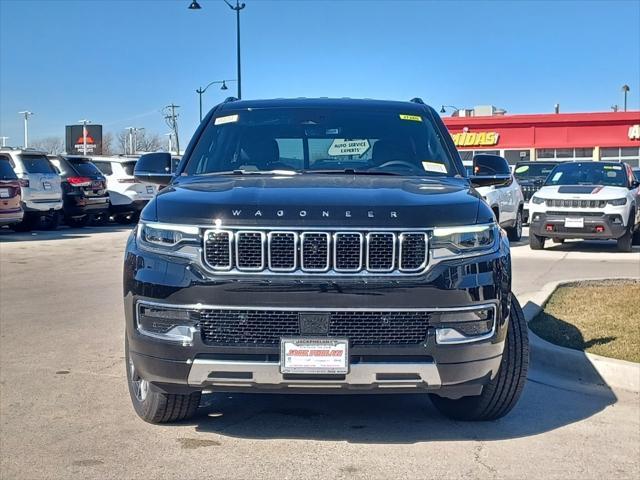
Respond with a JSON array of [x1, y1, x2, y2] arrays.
[[1, 0, 639, 147]]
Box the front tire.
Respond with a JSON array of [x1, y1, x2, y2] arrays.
[[529, 232, 546, 250], [66, 215, 89, 228], [126, 339, 201, 424], [506, 209, 523, 242], [617, 227, 633, 252], [430, 296, 529, 421]]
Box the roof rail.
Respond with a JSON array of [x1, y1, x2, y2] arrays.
[[223, 96, 239, 103], [410, 97, 425, 105]]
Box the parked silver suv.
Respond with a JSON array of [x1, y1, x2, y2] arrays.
[[0, 148, 62, 231]]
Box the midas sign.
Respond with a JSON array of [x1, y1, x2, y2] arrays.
[[452, 131, 500, 147]]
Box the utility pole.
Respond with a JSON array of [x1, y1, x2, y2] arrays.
[[0, 136, 8, 147], [18, 111, 33, 148], [163, 104, 180, 155], [78, 119, 91, 155]]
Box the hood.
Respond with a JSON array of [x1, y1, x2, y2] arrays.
[[149, 175, 486, 228], [537, 184, 629, 199]]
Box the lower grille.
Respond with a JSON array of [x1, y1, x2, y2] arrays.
[[199, 309, 431, 346]]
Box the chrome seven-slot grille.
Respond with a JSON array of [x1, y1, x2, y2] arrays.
[[199, 309, 431, 346], [546, 199, 607, 209], [204, 230, 428, 274]]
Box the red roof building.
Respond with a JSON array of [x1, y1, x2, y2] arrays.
[[442, 110, 640, 167]]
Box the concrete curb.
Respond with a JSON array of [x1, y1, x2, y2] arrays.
[[521, 277, 640, 394]]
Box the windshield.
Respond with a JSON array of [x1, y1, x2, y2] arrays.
[[20, 154, 56, 174], [0, 159, 17, 180], [514, 163, 557, 179], [545, 162, 628, 187], [185, 108, 457, 177]]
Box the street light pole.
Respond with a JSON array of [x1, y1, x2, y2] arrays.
[[189, 1, 246, 99], [196, 79, 234, 121], [18, 111, 33, 148], [622, 85, 630, 112], [78, 119, 90, 155]]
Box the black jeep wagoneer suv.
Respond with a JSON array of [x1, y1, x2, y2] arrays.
[[124, 98, 528, 423]]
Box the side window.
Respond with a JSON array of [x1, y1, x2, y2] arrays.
[[0, 154, 14, 168], [93, 161, 113, 176]]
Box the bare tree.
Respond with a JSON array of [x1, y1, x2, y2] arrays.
[[116, 130, 128, 154], [102, 132, 114, 156], [31, 136, 65, 154], [136, 131, 163, 152]]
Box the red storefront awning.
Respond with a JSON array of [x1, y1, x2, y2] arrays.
[[442, 111, 640, 149]]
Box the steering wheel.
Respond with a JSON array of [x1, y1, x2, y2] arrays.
[[375, 160, 419, 170]]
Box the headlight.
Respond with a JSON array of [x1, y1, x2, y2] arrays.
[[607, 198, 627, 206], [531, 195, 545, 204], [137, 221, 200, 257], [431, 224, 499, 258]]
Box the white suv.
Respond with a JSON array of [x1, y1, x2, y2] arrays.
[[528, 161, 640, 251], [90, 156, 158, 223], [0, 148, 62, 231], [464, 155, 525, 241]]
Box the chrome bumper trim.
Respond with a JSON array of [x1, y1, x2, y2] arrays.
[[187, 359, 442, 389]]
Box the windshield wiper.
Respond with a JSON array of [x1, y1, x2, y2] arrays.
[[304, 169, 402, 176], [199, 169, 299, 176]]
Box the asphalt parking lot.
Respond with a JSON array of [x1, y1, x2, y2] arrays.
[[1, 226, 639, 480]]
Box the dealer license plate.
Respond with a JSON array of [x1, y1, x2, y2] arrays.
[[280, 338, 348, 374], [42, 181, 51, 190], [564, 217, 584, 228], [0, 188, 9, 198], [146, 185, 154, 194]]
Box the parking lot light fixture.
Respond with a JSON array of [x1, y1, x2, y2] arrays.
[[18, 111, 33, 148], [189, 0, 245, 99], [440, 105, 460, 115], [196, 79, 236, 121]]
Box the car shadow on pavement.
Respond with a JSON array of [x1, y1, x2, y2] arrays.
[[0, 224, 133, 242], [185, 380, 616, 443]]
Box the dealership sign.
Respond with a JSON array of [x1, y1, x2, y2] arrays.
[[65, 124, 103, 155], [452, 130, 500, 147], [629, 125, 640, 140]]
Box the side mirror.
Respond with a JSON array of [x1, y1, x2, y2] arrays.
[[134, 152, 173, 186], [469, 153, 512, 188], [631, 180, 640, 189]]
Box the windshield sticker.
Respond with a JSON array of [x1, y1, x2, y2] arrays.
[[214, 114, 239, 125], [603, 165, 622, 170], [422, 161, 447, 173], [606, 171, 618, 177], [399, 114, 422, 122], [515, 165, 529, 173], [328, 139, 370, 157], [551, 172, 563, 182]]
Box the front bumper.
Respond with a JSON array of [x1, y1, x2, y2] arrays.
[[124, 231, 512, 398], [529, 211, 627, 239]]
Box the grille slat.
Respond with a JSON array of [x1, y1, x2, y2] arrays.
[[334, 233, 363, 271], [199, 309, 431, 346], [236, 231, 265, 270], [367, 233, 395, 271], [546, 199, 606, 209], [204, 231, 232, 270], [268, 232, 297, 271], [399, 233, 428, 271], [301, 233, 330, 271], [203, 229, 428, 274]]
